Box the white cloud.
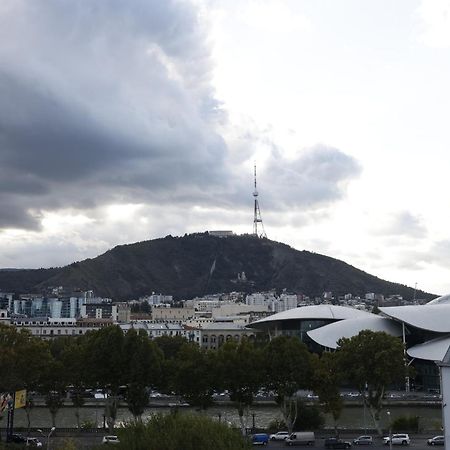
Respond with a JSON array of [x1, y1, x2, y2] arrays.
[[416, 0, 450, 48]]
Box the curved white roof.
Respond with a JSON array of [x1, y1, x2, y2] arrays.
[[407, 335, 450, 361], [248, 305, 372, 328], [307, 316, 403, 349], [379, 304, 450, 333], [427, 294, 450, 305]]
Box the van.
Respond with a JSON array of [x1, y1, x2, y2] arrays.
[[252, 433, 270, 446], [286, 431, 315, 446]]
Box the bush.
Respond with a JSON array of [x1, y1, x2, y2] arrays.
[[293, 402, 325, 431], [391, 416, 419, 433], [267, 419, 286, 433], [115, 412, 251, 450], [80, 419, 96, 429]]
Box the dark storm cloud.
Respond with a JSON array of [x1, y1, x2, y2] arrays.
[[0, 0, 228, 229], [0, 0, 360, 232]]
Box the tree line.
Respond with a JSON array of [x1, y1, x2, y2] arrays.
[[0, 323, 406, 436]]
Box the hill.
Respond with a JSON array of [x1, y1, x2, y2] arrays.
[[0, 233, 435, 301]]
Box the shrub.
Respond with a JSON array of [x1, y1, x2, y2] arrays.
[[267, 419, 286, 433], [391, 416, 419, 433], [293, 402, 325, 431], [115, 412, 251, 450]]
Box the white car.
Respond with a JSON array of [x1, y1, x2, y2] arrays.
[[102, 435, 120, 445], [270, 431, 290, 441], [26, 438, 43, 448], [383, 434, 410, 445]]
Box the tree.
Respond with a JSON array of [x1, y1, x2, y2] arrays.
[[312, 352, 343, 434], [217, 340, 264, 435], [58, 337, 89, 428], [83, 326, 127, 432], [115, 412, 251, 450], [0, 324, 52, 436], [170, 343, 218, 410], [337, 330, 406, 435], [154, 335, 188, 360], [123, 329, 163, 420], [262, 336, 314, 434]]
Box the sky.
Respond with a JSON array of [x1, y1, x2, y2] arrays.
[[0, 0, 449, 296]]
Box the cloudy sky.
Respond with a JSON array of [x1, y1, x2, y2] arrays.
[[1, 0, 449, 295]]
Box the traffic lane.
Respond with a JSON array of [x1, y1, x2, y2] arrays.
[[261, 440, 439, 450]]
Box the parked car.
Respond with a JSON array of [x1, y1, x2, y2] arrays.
[[8, 433, 27, 444], [427, 436, 445, 446], [270, 431, 290, 441], [26, 437, 43, 447], [353, 436, 373, 445], [325, 438, 352, 449], [383, 434, 410, 446], [102, 435, 120, 445], [252, 433, 270, 446], [286, 431, 315, 446]]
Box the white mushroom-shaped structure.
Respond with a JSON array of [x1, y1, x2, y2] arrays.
[[379, 304, 450, 333], [307, 316, 403, 349]]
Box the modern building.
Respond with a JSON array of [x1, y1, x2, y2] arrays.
[[248, 297, 450, 390]]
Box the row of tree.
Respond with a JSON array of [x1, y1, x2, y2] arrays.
[[0, 323, 406, 435]]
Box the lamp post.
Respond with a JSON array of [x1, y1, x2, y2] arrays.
[[387, 411, 392, 450], [37, 427, 55, 450]]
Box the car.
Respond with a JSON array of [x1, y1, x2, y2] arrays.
[[427, 436, 445, 446], [325, 437, 352, 449], [353, 436, 373, 445], [270, 431, 290, 441], [286, 432, 315, 446], [8, 433, 27, 444], [383, 434, 410, 446], [102, 435, 120, 445], [252, 433, 270, 446], [26, 437, 43, 447]]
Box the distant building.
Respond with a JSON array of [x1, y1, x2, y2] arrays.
[[208, 230, 234, 237], [151, 306, 195, 323], [199, 322, 255, 351]]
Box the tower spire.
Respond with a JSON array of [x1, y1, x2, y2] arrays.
[[253, 163, 267, 238]]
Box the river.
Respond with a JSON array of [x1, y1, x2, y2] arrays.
[[6, 403, 443, 431]]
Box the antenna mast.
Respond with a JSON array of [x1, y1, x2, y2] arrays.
[[253, 164, 267, 238]]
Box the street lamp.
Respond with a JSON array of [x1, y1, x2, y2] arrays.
[[387, 412, 392, 450], [37, 427, 55, 450]]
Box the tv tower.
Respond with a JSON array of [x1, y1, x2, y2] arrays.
[[253, 164, 267, 238]]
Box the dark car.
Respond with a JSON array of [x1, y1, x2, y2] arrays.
[[8, 433, 27, 443], [325, 438, 352, 449]]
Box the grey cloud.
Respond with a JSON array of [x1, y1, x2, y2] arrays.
[[260, 144, 361, 210], [374, 211, 427, 239], [0, 0, 360, 234], [0, 0, 227, 229]]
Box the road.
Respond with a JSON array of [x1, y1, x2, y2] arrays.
[[260, 438, 439, 450], [20, 431, 442, 449]]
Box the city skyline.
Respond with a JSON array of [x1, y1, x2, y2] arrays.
[[1, 0, 450, 294]]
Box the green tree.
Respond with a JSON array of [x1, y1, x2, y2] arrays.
[[217, 340, 264, 435], [312, 352, 343, 434], [170, 343, 218, 410], [123, 329, 163, 419], [337, 330, 406, 435], [154, 335, 188, 360], [83, 326, 126, 432], [114, 412, 251, 450], [262, 336, 314, 434], [58, 337, 89, 428], [0, 324, 52, 436]]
